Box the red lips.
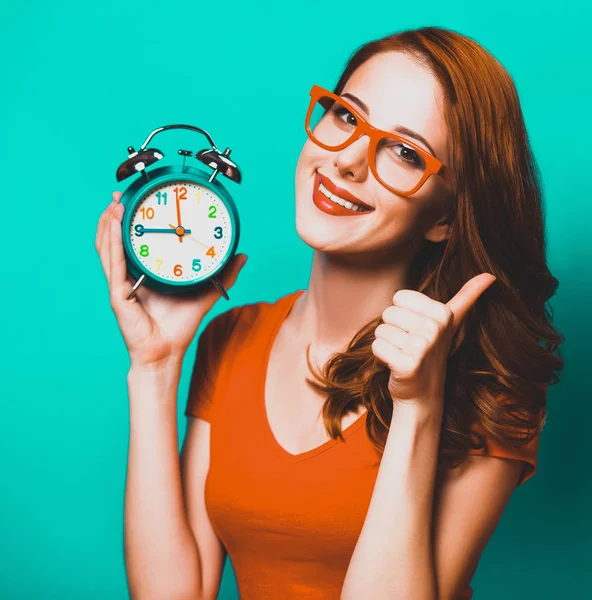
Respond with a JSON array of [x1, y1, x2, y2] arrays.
[[316, 172, 374, 211]]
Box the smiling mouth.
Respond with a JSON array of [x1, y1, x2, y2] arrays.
[[316, 172, 374, 213]]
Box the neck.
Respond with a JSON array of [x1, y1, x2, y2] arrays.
[[290, 244, 418, 354]]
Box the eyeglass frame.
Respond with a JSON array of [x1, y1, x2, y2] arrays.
[[305, 84, 450, 197]]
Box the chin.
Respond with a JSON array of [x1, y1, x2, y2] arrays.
[[294, 187, 358, 254]]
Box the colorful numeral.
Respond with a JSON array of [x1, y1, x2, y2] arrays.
[[174, 264, 183, 277], [155, 258, 163, 272], [139, 207, 155, 219], [156, 191, 168, 205], [174, 187, 187, 201], [214, 226, 223, 239], [134, 224, 144, 237], [140, 245, 149, 257], [208, 205, 217, 218], [192, 258, 202, 272], [206, 246, 216, 258]]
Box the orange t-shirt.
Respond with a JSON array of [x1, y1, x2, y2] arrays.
[[184, 290, 539, 600]]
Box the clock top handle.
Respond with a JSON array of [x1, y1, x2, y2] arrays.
[[116, 123, 241, 184]]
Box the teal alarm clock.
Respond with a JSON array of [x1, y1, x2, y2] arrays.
[[115, 124, 242, 301]]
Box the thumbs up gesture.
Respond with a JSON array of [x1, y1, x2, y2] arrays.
[[371, 274, 497, 410]]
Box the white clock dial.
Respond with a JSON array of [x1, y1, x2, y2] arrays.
[[129, 181, 233, 283]]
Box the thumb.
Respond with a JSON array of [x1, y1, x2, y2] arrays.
[[446, 273, 496, 333]]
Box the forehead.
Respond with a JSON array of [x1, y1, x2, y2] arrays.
[[342, 51, 448, 160]]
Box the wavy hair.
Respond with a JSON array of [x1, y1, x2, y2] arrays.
[[305, 26, 565, 467]]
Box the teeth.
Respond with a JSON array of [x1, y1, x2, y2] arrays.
[[319, 182, 370, 212]]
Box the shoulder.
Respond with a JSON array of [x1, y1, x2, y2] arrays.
[[203, 289, 302, 345], [466, 399, 544, 487]]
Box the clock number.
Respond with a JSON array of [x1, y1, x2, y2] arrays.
[[206, 246, 216, 258], [208, 205, 217, 218], [134, 224, 145, 237], [155, 258, 163, 272], [174, 187, 188, 201], [156, 191, 168, 205], [214, 226, 223, 239], [174, 264, 183, 277], [140, 207, 155, 220], [140, 244, 149, 257], [192, 258, 202, 272]]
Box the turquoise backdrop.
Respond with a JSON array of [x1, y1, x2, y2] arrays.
[[1, 0, 589, 598]]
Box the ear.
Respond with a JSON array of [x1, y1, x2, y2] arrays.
[[424, 212, 453, 243]]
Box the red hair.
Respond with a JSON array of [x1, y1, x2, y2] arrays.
[[306, 26, 564, 466]]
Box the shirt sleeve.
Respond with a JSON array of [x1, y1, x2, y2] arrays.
[[184, 307, 240, 423], [467, 422, 540, 487], [466, 389, 547, 487]]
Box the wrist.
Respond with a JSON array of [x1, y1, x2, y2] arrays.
[[127, 357, 182, 395], [129, 351, 185, 373], [391, 398, 444, 428], [127, 358, 184, 413]]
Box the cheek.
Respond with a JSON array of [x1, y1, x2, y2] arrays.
[[295, 141, 325, 193], [374, 190, 428, 241], [296, 139, 330, 175]]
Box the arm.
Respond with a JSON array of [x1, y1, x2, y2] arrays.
[[124, 361, 224, 600], [95, 192, 246, 599], [341, 275, 525, 598], [340, 403, 523, 600]]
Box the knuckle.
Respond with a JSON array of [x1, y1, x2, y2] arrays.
[[375, 323, 388, 338], [440, 305, 453, 325], [425, 318, 439, 335], [413, 336, 428, 353], [382, 305, 395, 322], [109, 291, 119, 311]]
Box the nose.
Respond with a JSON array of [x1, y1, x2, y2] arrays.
[[333, 135, 370, 183]]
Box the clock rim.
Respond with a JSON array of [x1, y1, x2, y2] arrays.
[[119, 164, 240, 292]]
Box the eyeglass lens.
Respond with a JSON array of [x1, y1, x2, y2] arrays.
[[307, 94, 427, 193]]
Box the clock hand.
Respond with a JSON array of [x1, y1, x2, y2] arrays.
[[168, 224, 209, 249], [175, 192, 183, 243], [134, 225, 192, 234]]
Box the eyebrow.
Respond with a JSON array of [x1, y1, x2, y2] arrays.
[[341, 92, 439, 158]]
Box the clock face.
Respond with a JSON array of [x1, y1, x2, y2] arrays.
[[129, 181, 233, 283]]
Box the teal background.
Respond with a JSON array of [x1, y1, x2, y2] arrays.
[[0, 1, 589, 598]]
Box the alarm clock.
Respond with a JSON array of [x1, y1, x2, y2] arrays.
[[115, 124, 242, 301]]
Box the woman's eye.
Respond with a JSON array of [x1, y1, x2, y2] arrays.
[[332, 106, 358, 126], [390, 143, 424, 167]]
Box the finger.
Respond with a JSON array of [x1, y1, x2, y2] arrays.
[[382, 305, 439, 340], [101, 201, 113, 282], [371, 337, 414, 375], [95, 199, 116, 254], [392, 288, 451, 324], [109, 202, 133, 305], [96, 192, 122, 253], [375, 323, 427, 356], [446, 273, 496, 333]]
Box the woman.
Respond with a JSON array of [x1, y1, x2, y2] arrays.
[[96, 26, 564, 600]]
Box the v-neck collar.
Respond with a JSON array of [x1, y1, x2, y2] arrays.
[[259, 290, 368, 464]]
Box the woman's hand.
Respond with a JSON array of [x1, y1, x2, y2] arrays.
[[95, 192, 248, 369], [371, 274, 496, 411]]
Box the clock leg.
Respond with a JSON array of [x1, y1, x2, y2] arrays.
[[126, 274, 146, 300], [209, 276, 229, 300]]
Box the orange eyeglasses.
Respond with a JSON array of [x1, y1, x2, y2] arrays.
[[305, 84, 449, 196]]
